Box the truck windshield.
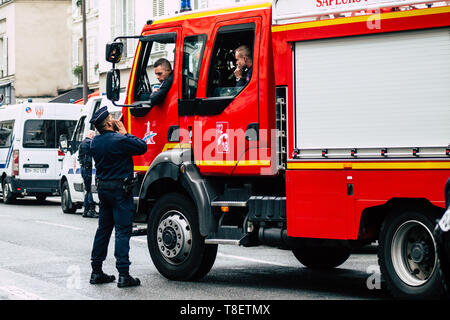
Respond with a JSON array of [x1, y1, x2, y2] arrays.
[[23, 120, 77, 149]]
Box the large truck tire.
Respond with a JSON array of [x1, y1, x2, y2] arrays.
[[292, 246, 351, 269], [378, 210, 445, 299], [147, 192, 217, 281], [2, 179, 16, 204], [61, 181, 77, 214]]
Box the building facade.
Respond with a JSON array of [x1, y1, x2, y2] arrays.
[[71, 0, 99, 89], [0, 0, 72, 104]]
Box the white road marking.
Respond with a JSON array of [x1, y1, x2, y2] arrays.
[[0, 285, 43, 300], [34, 221, 83, 231], [217, 252, 292, 267]]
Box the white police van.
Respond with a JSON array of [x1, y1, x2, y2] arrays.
[[59, 94, 124, 214], [0, 103, 82, 203]]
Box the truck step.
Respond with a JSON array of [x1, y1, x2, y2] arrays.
[[131, 225, 147, 237], [204, 239, 241, 245], [211, 200, 247, 207]]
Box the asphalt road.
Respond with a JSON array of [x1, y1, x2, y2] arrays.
[[0, 196, 390, 301]]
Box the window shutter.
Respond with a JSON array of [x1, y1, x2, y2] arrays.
[[2, 36, 7, 77], [159, 0, 164, 16], [72, 38, 78, 85], [126, 0, 135, 57]]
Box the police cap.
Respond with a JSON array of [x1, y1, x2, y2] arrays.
[[90, 106, 109, 125]]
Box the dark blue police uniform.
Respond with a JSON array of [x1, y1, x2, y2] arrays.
[[78, 136, 96, 217], [236, 66, 252, 87], [88, 106, 147, 287]]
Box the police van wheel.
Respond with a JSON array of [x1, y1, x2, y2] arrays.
[[61, 181, 76, 214], [147, 192, 218, 281], [378, 210, 445, 299], [2, 179, 16, 204]]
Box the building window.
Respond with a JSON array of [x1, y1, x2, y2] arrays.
[[111, 0, 135, 58], [193, 0, 208, 9], [0, 19, 7, 78], [0, 36, 6, 78], [88, 36, 98, 83], [152, 0, 166, 52], [0, 84, 11, 105]]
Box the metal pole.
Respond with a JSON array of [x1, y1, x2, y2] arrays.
[[82, 0, 88, 104]]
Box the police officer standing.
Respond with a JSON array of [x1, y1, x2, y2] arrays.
[[88, 106, 147, 288], [78, 130, 97, 218]]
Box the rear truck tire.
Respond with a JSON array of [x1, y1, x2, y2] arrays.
[[292, 246, 351, 269], [61, 181, 77, 214], [147, 192, 218, 281], [378, 210, 445, 299], [2, 179, 16, 204]]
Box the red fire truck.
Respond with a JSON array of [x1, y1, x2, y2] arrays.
[[105, 0, 450, 299]]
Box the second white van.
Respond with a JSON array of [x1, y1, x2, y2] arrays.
[[59, 94, 124, 213]]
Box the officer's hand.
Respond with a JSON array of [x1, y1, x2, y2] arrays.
[[234, 67, 242, 79], [115, 120, 127, 135]]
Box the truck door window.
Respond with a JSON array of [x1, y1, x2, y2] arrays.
[[207, 23, 255, 98], [74, 116, 87, 142], [89, 100, 102, 130], [134, 34, 176, 101], [182, 35, 206, 100], [0, 120, 14, 148]]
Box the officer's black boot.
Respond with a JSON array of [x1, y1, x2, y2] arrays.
[[89, 272, 116, 284], [117, 274, 141, 288], [85, 204, 98, 218]]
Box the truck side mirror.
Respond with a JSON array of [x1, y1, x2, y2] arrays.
[[106, 69, 121, 102], [105, 42, 123, 64]]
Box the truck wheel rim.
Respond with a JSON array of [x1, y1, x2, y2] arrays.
[[391, 220, 437, 287], [156, 210, 192, 265]]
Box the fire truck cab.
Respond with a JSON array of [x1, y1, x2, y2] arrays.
[[105, 0, 450, 299]]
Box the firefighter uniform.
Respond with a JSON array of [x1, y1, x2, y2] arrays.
[[88, 106, 147, 287]]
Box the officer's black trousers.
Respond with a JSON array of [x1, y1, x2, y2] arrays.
[[90, 188, 134, 276], [80, 167, 94, 211]]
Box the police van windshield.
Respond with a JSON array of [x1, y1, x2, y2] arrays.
[[23, 120, 77, 148]]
